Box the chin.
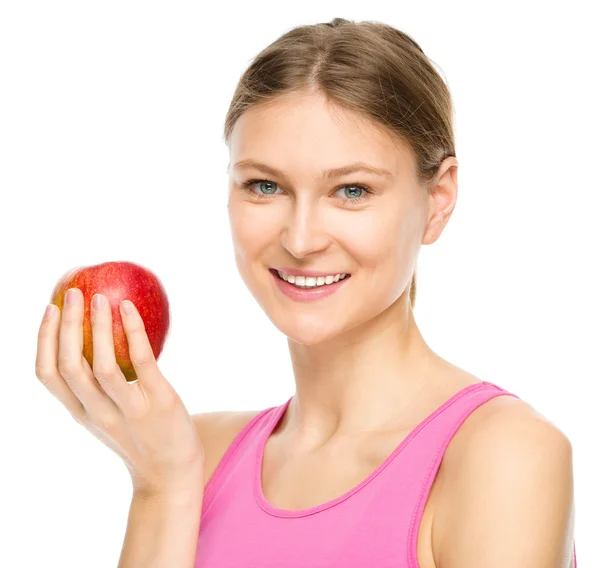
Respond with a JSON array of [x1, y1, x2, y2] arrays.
[[272, 316, 347, 346]]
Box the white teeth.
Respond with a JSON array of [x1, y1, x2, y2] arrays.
[[277, 271, 349, 289]]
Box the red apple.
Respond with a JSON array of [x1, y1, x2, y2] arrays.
[[49, 261, 171, 382]]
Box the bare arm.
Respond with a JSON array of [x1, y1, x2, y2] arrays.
[[118, 483, 204, 568]]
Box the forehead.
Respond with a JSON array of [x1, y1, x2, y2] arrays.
[[228, 92, 416, 179]]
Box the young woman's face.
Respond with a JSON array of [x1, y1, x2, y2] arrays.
[[226, 91, 442, 345]]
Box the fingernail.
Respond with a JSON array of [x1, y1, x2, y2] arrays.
[[43, 304, 55, 320], [66, 289, 77, 306], [92, 294, 104, 310], [121, 300, 133, 315]]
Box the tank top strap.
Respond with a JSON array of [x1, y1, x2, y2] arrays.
[[410, 380, 520, 450], [401, 380, 521, 493], [401, 380, 520, 562]]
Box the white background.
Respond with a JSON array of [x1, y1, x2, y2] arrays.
[[1, 1, 597, 566]]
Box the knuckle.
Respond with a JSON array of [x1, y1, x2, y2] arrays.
[[127, 322, 143, 335], [71, 411, 88, 427], [130, 351, 152, 369], [93, 363, 117, 381], [91, 310, 108, 326], [131, 357, 152, 369], [57, 360, 77, 381], [61, 309, 79, 323], [94, 413, 118, 432], [35, 365, 50, 385]]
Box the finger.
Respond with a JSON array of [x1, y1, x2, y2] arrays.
[[35, 302, 87, 423], [57, 288, 120, 415], [120, 299, 165, 395], [90, 293, 138, 411]]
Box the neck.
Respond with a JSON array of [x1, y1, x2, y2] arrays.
[[282, 295, 449, 448]]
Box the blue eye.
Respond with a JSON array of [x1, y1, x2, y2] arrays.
[[241, 179, 372, 205]]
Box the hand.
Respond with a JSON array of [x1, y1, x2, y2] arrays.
[[35, 288, 206, 498]]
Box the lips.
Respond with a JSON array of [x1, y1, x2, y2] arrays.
[[269, 267, 351, 302]]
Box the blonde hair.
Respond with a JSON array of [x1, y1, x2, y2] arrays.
[[224, 17, 457, 307]]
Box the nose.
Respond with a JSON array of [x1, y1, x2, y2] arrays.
[[279, 200, 332, 260]]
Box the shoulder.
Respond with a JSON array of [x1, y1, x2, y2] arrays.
[[433, 395, 575, 567], [440, 393, 572, 472], [191, 409, 265, 486]]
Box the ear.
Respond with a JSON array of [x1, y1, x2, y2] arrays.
[[422, 157, 459, 246]]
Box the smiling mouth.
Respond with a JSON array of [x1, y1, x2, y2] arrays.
[[269, 268, 351, 287]]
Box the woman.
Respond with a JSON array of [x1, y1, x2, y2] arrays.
[[208, 17, 577, 566], [36, 17, 576, 567]]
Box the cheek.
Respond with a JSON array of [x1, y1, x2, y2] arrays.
[[348, 212, 418, 295], [229, 201, 262, 242], [229, 205, 278, 267], [346, 213, 404, 263]]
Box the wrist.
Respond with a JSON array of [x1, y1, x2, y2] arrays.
[[132, 474, 205, 506], [133, 486, 204, 508], [131, 460, 205, 499]]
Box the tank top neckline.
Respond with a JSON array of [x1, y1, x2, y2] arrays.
[[253, 380, 499, 518]]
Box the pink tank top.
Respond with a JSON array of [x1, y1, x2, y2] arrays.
[[195, 380, 577, 567]]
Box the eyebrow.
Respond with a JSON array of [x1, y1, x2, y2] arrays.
[[230, 159, 393, 179]]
